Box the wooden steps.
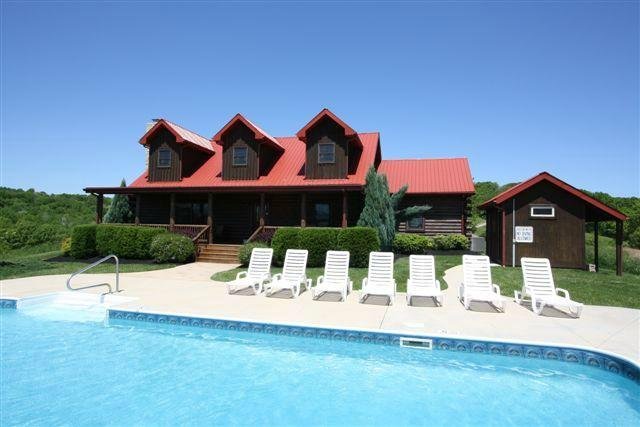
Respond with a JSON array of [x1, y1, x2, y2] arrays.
[[197, 244, 241, 264]]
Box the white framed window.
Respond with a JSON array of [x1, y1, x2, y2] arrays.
[[318, 142, 335, 164], [530, 205, 555, 218], [232, 146, 248, 166], [157, 148, 171, 168]]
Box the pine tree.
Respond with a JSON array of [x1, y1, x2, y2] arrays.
[[357, 166, 431, 250], [104, 179, 133, 223]]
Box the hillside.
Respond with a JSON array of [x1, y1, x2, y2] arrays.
[[0, 187, 109, 253]]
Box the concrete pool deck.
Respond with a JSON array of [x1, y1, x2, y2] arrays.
[[1, 262, 638, 362]]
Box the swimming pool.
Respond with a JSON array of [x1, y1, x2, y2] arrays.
[[1, 305, 639, 426]]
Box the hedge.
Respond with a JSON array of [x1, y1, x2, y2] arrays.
[[337, 227, 380, 267], [70, 224, 97, 259], [150, 233, 195, 263], [238, 242, 269, 266], [95, 225, 166, 259], [393, 233, 435, 255], [433, 234, 470, 250], [271, 227, 300, 266], [298, 228, 341, 267]]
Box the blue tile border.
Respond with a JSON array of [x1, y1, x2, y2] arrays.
[[0, 298, 17, 309], [108, 308, 640, 384]]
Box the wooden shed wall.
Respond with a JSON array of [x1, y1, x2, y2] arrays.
[[501, 181, 586, 269]]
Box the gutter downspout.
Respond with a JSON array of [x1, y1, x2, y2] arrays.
[[512, 198, 516, 268]]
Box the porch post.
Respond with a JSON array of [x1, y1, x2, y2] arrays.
[[207, 193, 213, 244], [615, 220, 623, 276], [96, 194, 103, 224], [593, 221, 599, 272], [259, 193, 266, 227], [341, 190, 348, 228], [169, 193, 176, 231], [300, 193, 307, 227], [135, 194, 141, 225]]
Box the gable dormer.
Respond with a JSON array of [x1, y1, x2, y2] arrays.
[[139, 119, 214, 182], [212, 114, 283, 181], [296, 109, 362, 179]]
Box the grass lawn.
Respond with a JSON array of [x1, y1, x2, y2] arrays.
[[0, 244, 179, 280], [491, 266, 640, 309], [211, 254, 463, 292]]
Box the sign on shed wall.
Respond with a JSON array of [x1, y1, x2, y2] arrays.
[[515, 226, 534, 243]]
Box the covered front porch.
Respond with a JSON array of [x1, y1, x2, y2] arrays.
[[90, 189, 364, 244]]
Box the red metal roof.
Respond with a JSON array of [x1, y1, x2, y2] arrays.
[[478, 172, 628, 221], [129, 132, 381, 190], [211, 113, 284, 152], [139, 119, 214, 154], [378, 158, 475, 194], [296, 108, 360, 147]]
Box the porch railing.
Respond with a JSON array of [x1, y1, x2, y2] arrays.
[[247, 226, 279, 243]]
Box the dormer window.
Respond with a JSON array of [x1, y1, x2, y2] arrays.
[[233, 146, 248, 166], [157, 148, 171, 168], [318, 142, 335, 164]]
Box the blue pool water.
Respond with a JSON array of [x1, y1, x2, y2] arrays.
[[1, 308, 639, 426]]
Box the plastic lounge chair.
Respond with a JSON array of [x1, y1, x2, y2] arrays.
[[516, 257, 583, 317], [225, 247, 273, 295], [458, 255, 505, 311], [406, 255, 444, 306], [310, 251, 352, 302], [264, 249, 311, 298], [360, 252, 396, 305]]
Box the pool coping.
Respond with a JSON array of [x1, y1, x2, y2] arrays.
[[2, 296, 638, 383]]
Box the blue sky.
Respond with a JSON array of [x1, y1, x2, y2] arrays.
[[1, 1, 638, 196]]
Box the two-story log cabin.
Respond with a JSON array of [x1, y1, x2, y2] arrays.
[[85, 109, 475, 259]]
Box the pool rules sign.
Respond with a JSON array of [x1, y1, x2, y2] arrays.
[[515, 226, 534, 243]]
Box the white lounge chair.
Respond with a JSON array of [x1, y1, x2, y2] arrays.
[[225, 247, 273, 295], [459, 255, 505, 311], [360, 252, 396, 305], [516, 257, 583, 317], [310, 251, 352, 302], [264, 249, 310, 298], [406, 255, 444, 306]]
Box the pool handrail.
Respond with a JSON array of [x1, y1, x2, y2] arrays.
[[66, 254, 120, 294]]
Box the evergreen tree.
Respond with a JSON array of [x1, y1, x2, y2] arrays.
[[357, 166, 431, 250], [104, 179, 133, 223]]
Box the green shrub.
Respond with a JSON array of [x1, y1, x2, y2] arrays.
[[60, 237, 72, 256], [271, 227, 300, 266], [298, 228, 341, 267], [238, 242, 270, 266], [337, 227, 380, 267], [0, 221, 63, 249], [433, 234, 470, 250], [95, 225, 166, 259], [70, 224, 97, 259], [392, 233, 435, 254], [149, 233, 195, 263]]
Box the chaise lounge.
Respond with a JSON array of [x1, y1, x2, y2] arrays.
[[310, 251, 352, 302], [360, 251, 396, 305], [459, 254, 505, 312], [225, 247, 273, 295], [516, 257, 583, 317], [264, 249, 311, 298], [406, 255, 444, 306]]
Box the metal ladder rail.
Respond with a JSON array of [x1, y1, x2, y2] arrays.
[[66, 255, 120, 294]]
